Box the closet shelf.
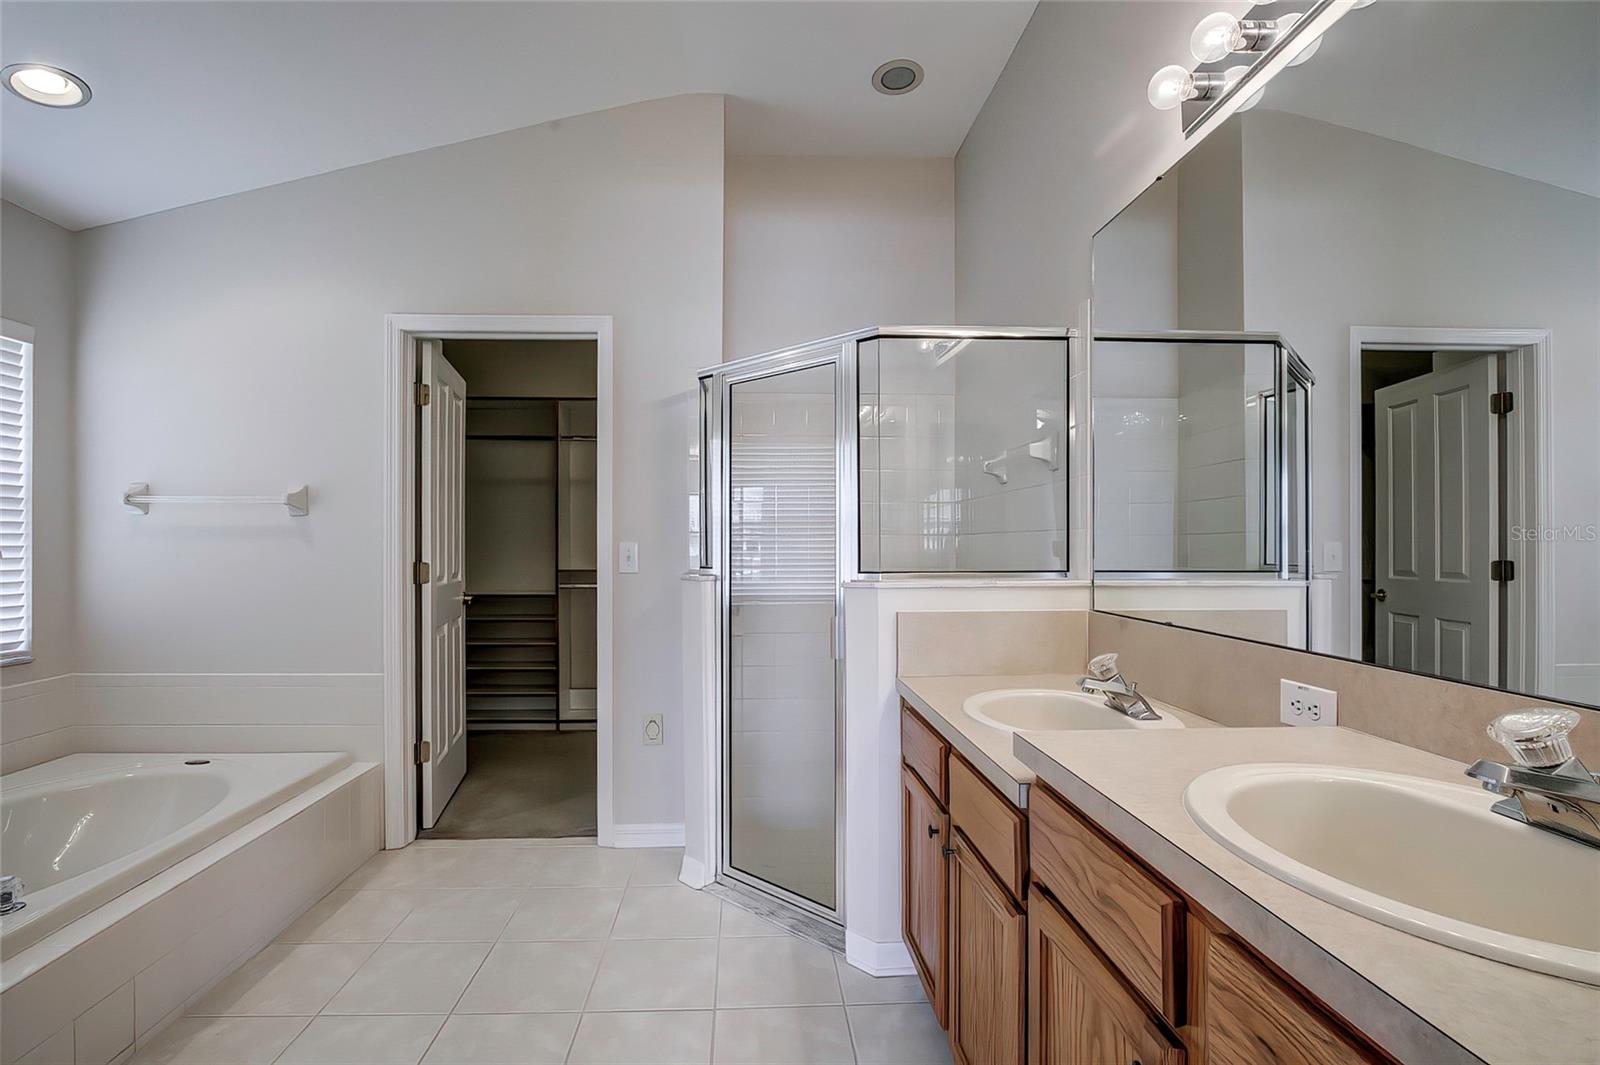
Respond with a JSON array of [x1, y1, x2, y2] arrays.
[[467, 687, 559, 696], [467, 638, 558, 647], [468, 614, 557, 622], [467, 664, 557, 672]]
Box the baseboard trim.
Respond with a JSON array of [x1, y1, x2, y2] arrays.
[[610, 822, 685, 848], [678, 855, 712, 889], [844, 929, 916, 977]]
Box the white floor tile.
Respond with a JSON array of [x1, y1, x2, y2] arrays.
[[627, 849, 686, 886], [715, 937, 843, 1008], [187, 944, 377, 1016], [712, 1006, 856, 1065], [520, 847, 636, 888], [324, 942, 491, 1015], [131, 1017, 310, 1065], [420, 1014, 580, 1065], [454, 941, 605, 1014], [833, 958, 927, 1005], [275, 1015, 445, 1065], [387, 890, 521, 942], [277, 891, 416, 943], [610, 885, 721, 939], [500, 888, 622, 942], [845, 1004, 951, 1065], [585, 939, 718, 1011], [566, 1011, 713, 1065]]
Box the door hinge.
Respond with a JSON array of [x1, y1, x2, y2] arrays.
[[415, 739, 431, 764], [1491, 559, 1515, 583], [415, 382, 431, 407], [1490, 391, 1514, 416], [414, 560, 431, 584]]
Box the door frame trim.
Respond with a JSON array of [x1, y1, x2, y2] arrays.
[[1346, 326, 1552, 693], [383, 313, 615, 848]]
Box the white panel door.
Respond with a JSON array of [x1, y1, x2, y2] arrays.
[[420, 340, 468, 828], [1373, 358, 1497, 684]]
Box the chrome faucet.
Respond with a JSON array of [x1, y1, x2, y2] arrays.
[[0, 875, 24, 916], [1465, 709, 1600, 849], [1077, 653, 1162, 722]]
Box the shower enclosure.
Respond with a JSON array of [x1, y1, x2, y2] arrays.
[[695, 327, 1072, 922]]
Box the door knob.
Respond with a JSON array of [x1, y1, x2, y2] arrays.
[[458, 594, 474, 605], [1370, 588, 1387, 602]]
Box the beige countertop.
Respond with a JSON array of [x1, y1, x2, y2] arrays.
[[894, 673, 1216, 806], [1015, 726, 1600, 1065]]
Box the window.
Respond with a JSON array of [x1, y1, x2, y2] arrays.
[[1, 326, 31, 665]]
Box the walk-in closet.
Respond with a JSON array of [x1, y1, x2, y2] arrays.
[[419, 339, 599, 839]]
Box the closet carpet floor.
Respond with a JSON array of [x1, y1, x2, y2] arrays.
[[132, 842, 950, 1065], [421, 731, 598, 840]]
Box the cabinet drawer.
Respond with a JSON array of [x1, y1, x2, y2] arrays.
[[1197, 927, 1380, 1065], [948, 752, 1026, 901], [900, 701, 948, 802], [1029, 784, 1184, 1026]]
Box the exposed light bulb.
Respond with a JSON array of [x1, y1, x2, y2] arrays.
[[1190, 12, 1240, 63], [1147, 64, 1195, 111]]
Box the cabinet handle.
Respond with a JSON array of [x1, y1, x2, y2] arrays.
[[927, 824, 938, 838], [941, 846, 955, 858]]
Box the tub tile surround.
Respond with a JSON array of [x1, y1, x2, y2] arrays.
[[0, 674, 386, 776], [1089, 611, 1600, 766], [1, 765, 382, 1065], [123, 842, 949, 1065]]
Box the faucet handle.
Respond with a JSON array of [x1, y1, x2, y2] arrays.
[[1487, 708, 1581, 768], [1086, 653, 1120, 681]]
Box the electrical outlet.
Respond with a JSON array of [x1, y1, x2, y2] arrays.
[[1280, 679, 1338, 727], [643, 713, 664, 745], [619, 541, 639, 573], [1321, 541, 1344, 573]]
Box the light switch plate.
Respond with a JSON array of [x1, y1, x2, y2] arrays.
[[619, 541, 639, 573], [643, 713, 664, 745], [1321, 541, 1343, 573], [1281, 679, 1338, 726]]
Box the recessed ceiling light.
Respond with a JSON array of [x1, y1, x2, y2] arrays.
[[872, 59, 924, 96], [3, 63, 91, 108]]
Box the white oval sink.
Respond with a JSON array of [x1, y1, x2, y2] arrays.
[[1185, 763, 1600, 984], [963, 689, 1185, 734]]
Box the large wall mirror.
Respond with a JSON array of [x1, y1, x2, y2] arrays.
[[1090, 0, 1599, 708]]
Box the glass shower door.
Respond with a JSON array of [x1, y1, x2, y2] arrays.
[[724, 360, 840, 915]]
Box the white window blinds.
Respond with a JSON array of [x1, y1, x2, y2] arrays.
[[0, 334, 29, 663], [728, 437, 836, 600]]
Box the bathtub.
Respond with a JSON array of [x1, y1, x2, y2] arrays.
[[0, 752, 349, 961]]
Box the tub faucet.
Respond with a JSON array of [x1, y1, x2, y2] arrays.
[[1465, 709, 1600, 850], [1077, 653, 1162, 722], [0, 875, 24, 916]]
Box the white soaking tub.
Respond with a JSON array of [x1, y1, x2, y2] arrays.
[[0, 752, 349, 961]]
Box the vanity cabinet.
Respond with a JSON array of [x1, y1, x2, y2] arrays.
[[900, 702, 1027, 1064]]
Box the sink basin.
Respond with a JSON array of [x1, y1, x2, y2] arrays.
[[1185, 763, 1600, 984], [962, 689, 1185, 733]]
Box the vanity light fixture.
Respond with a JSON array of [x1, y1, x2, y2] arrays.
[[2, 63, 91, 108], [872, 59, 924, 96], [1190, 10, 1320, 66]]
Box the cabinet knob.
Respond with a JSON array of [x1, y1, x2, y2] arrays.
[[927, 824, 938, 838], [941, 846, 955, 858]]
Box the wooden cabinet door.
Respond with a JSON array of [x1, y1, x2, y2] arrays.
[[948, 830, 1026, 1065], [903, 764, 948, 1025], [1030, 889, 1185, 1065]]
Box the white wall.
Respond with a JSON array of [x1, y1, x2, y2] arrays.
[[1238, 109, 1600, 687], [724, 155, 954, 359], [0, 202, 75, 683], [69, 95, 726, 825], [0, 202, 78, 771]]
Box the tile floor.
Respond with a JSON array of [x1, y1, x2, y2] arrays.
[[132, 841, 951, 1065]]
